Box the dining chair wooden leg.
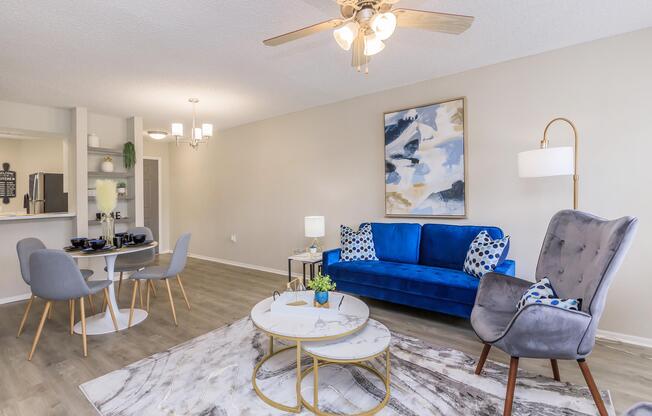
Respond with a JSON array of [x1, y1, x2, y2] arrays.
[[48, 301, 55, 320], [177, 274, 191, 311], [475, 343, 491, 375], [164, 278, 178, 326], [28, 301, 51, 361], [128, 280, 139, 328], [79, 297, 87, 357], [101, 294, 107, 312], [550, 359, 561, 381], [87, 294, 96, 314], [577, 359, 608, 416], [149, 279, 157, 297], [146, 281, 151, 313], [503, 357, 519, 416], [137, 279, 144, 309], [117, 272, 124, 300], [17, 294, 35, 337], [103, 288, 119, 332], [69, 299, 75, 335]]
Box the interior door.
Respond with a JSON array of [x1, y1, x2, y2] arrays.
[[143, 159, 160, 253]]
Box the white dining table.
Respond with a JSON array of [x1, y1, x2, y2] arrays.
[[68, 241, 158, 335]]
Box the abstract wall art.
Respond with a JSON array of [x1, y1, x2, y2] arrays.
[[384, 97, 466, 218]]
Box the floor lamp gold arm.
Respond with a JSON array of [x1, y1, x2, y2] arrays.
[[541, 117, 579, 209]]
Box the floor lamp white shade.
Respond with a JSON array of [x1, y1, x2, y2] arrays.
[[518, 146, 574, 178], [304, 216, 325, 238]]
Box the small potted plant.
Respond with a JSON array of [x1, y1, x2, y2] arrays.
[[117, 182, 127, 196], [307, 273, 336, 307]]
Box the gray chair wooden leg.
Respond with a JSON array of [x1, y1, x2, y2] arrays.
[[17, 294, 35, 337], [578, 359, 608, 416], [28, 301, 51, 361], [503, 357, 519, 416], [165, 279, 178, 326]]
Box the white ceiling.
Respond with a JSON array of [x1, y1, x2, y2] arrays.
[[1, 0, 651, 134]]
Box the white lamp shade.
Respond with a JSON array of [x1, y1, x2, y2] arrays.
[[305, 216, 325, 238], [333, 21, 359, 51], [192, 127, 203, 140], [518, 146, 574, 178], [364, 34, 385, 56], [171, 123, 183, 136], [370, 12, 397, 41], [202, 123, 213, 137]]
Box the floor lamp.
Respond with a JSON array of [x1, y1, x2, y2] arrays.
[[517, 117, 579, 209]]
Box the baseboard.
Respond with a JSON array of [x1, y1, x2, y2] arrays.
[[186, 253, 652, 349], [188, 252, 305, 279], [596, 329, 652, 349], [0, 292, 31, 305]]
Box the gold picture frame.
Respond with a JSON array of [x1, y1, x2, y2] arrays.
[[383, 96, 468, 219]]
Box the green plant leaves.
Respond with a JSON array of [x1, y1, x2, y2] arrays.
[[123, 142, 136, 169]]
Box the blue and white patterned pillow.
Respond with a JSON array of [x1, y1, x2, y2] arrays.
[[340, 224, 378, 262], [463, 230, 510, 278], [516, 277, 582, 311]]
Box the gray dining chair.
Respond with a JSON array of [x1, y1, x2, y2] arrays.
[[105, 226, 156, 302], [27, 249, 119, 360], [16, 237, 96, 337], [128, 233, 191, 327], [624, 403, 652, 416], [471, 210, 638, 416]]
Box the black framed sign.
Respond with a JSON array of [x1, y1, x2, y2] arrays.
[[0, 163, 17, 204]]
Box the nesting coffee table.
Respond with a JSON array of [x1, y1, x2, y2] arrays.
[[250, 293, 374, 413]]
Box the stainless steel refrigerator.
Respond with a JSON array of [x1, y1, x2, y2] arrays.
[[26, 172, 68, 214]]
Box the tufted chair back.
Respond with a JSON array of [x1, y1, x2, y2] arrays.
[[535, 210, 638, 354]]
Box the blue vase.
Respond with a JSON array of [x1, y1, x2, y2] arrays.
[[314, 291, 329, 305]]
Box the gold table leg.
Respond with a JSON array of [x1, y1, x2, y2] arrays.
[[252, 339, 303, 413]]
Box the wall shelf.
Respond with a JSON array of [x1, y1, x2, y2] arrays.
[[88, 217, 131, 225], [88, 146, 123, 156], [88, 171, 133, 179]]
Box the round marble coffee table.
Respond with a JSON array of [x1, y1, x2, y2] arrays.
[[250, 292, 369, 413]]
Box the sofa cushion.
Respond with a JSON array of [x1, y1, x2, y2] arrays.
[[369, 222, 421, 264], [329, 260, 481, 305], [420, 224, 506, 270]]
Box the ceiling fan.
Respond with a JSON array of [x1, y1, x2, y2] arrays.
[[263, 0, 474, 73]]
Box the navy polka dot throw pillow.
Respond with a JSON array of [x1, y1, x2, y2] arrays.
[[340, 224, 378, 262], [463, 230, 510, 278], [516, 277, 582, 312]]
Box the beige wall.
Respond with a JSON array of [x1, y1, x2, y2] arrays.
[[143, 139, 171, 252], [170, 28, 652, 340], [0, 138, 65, 213]]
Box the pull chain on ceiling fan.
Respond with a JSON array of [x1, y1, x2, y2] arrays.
[[263, 0, 474, 73]]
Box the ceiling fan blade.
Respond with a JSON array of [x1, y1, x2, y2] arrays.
[[263, 18, 344, 46], [393, 8, 474, 34], [351, 34, 369, 69]]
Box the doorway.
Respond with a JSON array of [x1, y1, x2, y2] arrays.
[[143, 158, 161, 253]]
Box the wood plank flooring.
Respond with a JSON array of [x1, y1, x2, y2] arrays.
[[0, 256, 650, 415]]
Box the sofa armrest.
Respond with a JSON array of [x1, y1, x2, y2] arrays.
[[322, 249, 341, 274], [495, 259, 516, 276]]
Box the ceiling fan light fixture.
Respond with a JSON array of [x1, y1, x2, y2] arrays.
[[370, 12, 397, 41], [363, 34, 385, 56], [147, 130, 168, 140], [333, 21, 359, 51]]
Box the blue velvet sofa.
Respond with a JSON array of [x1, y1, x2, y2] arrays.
[[322, 223, 515, 319]]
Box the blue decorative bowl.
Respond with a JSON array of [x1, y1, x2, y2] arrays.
[[314, 291, 329, 305], [88, 239, 106, 250]]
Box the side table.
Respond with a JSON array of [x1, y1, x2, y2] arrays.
[[288, 252, 323, 286]]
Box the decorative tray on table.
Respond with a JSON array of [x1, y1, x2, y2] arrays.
[[271, 291, 343, 317]]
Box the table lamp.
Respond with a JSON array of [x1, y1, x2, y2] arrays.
[[517, 117, 579, 209], [304, 216, 325, 254]]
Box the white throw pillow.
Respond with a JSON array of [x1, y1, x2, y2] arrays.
[[340, 224, 378, 262], [463, 230, 509, 278], [516, 277, 582, 312]]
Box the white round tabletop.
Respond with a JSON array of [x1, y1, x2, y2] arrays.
[[250, 292, 369, 341], [302, 319, 391, 361], [67, 241, 158, 258]]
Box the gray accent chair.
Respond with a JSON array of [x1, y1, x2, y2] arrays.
[[471, 210, 638, 416], [624, 403, 652, 416], [16, 238, 96, 337], [27, 249, 119, 360], [105, 226, 156, 301], [128, 233, 191, 327]]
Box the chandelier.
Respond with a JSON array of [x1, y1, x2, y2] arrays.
[[171, 98, 213, 149]]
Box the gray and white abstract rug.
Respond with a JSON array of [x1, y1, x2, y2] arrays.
[[80, 318, 614, 415]]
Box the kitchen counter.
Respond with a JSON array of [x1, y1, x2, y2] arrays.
[[0, 212, 76, 222]]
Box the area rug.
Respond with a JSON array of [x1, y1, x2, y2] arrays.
[[80, 318, 614, 415]]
